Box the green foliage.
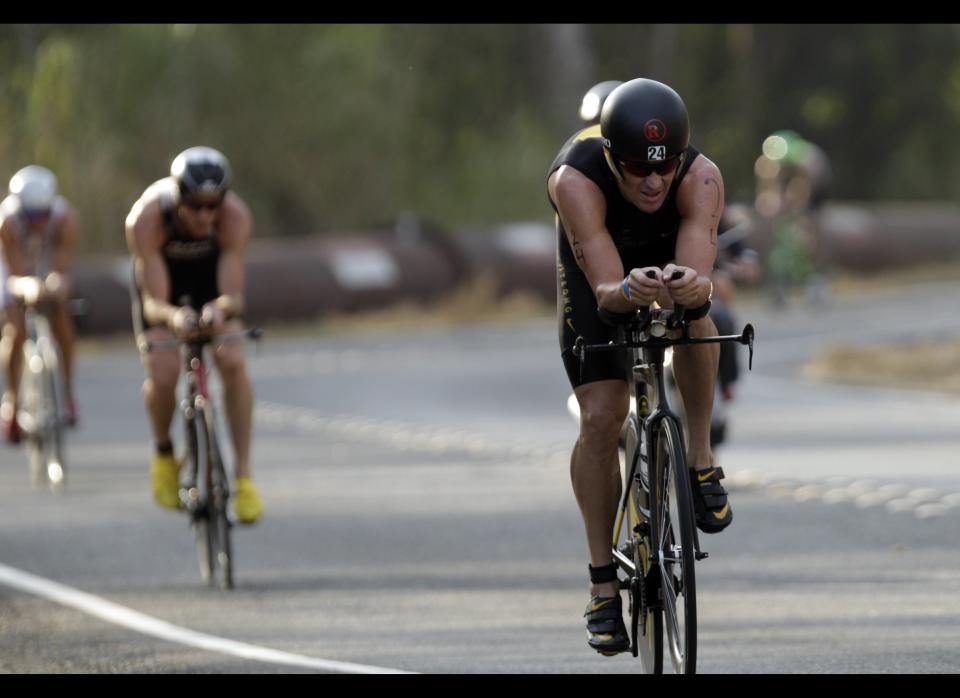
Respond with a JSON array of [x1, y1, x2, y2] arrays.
[[0, 24, 958, 253]]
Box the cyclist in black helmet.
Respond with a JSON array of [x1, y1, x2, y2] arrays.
[[576, 80, 753, 451], [549, 78, 731, 656], [125, 146, 263, 524]]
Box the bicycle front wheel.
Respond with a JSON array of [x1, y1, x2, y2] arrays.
[[621, 413, 663, 673], [654, 416, 697, 674], [201, 407, 233, 590], [186, 410, 214, 586], [42, 346, 67, 495]]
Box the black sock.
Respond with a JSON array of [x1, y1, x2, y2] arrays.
[[156, 440, 173, 455]]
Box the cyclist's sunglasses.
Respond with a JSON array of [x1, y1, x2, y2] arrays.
[[23, 207, 51, 221], [618, 154, 683, 178], [183, 196, 224, 212]]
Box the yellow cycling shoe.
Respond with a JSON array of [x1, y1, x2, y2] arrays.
[[150, 452, 182, 510], [234, 477, 263, 524]]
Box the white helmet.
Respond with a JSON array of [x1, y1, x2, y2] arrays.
[[9, 165, 58, 213]]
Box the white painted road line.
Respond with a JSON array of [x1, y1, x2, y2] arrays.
[[0, 562, 415, 674]]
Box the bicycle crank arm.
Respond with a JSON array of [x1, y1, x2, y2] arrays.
[[692, 526, 709, 561], [612, 547, 636, 577]]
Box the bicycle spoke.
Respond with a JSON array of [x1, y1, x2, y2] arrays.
[[661, 560, 682, 642]]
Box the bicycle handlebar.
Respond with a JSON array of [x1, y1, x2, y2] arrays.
[[601, 269, 691, 330], [574, 318, 755, 371], [144, 327, 264, 353]]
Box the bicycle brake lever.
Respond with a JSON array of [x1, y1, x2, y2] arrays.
[[740, 323, 755, 370], [573, 336, 586, 384]]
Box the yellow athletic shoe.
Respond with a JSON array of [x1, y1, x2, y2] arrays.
[[234, 477, 263, 524], [151, 452, 181, 510]]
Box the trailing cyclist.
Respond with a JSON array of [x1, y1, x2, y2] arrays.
[[125, 146, 263, 524], [0, 166, 80, 444], [549, 78, 733, 656]]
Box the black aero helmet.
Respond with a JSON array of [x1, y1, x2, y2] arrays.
[[579, 80, 623, 125], [600, 78, 690, 178], [170, 146, 232, 196]]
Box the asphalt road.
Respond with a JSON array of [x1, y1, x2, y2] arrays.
[[1, 280, 960, 673]]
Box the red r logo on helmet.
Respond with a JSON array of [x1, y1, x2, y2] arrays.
[[644, 119, 667, 143]]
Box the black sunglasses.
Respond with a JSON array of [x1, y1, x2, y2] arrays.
[[23, 207, 52, 221], [183, 198, 223, 211], [618, 155, 682, 178]]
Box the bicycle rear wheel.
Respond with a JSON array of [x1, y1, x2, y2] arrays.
[[653, 416, 697, 674], [621, 413, 663, 673]]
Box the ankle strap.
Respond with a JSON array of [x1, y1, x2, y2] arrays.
[[588, 563, 618, 584]]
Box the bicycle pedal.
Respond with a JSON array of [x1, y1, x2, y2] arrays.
[[695, 551, 709, 561]]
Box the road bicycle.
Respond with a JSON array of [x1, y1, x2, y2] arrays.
[[573, 278, 754, 673], [146, 323, 262, 590]]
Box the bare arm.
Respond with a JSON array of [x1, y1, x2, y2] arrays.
[[45, 205, 79, 299], [1, 218, 45, 301], [666, 157, 725, 307], [548, 166, 661, 311], [1, 219, 29, 281], [125, 198, 179, 329], [210, 194, 251, 319]]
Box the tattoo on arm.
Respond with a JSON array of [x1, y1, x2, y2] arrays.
[[569, 230, 586, 265], [706, 178, 722, 246], [574, 242, 586, 265]]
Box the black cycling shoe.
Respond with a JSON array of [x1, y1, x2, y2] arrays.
[[690, 466, 733, 533], [584, 595, 630, 656]]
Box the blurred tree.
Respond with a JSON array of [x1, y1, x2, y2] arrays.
[[0, 24, 958, 254]]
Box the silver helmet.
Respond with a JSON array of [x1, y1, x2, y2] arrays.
[[9, 165, 57, 213], [170, 146, 232, 196]]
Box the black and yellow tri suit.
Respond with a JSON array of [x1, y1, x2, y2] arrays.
[[547, 125, 700, 387]]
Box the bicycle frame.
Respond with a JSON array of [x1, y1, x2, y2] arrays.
[[179, 341, 215, 510], [574, 305, 754, 670], [610, 339, 700, 577]]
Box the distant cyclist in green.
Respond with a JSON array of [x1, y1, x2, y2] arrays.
[[548, 79, 731, 655], [754, 129, 833, 305]]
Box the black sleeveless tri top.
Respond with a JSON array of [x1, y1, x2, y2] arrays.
[[548, 125, 700, 271]]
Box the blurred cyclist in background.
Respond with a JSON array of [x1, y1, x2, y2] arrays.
[[709, 204, 761, 438], [0, 166, 79, 444], [125, 146, 262, 523], [578, 80, 624, 127], [754, 129, 832, 305]]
